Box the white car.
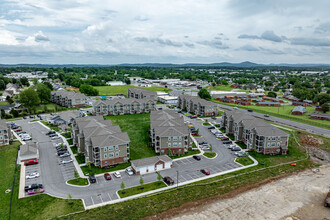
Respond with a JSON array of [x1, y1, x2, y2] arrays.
[[125, 168, 134, 176], [21, 135, 32, 141], [113, 171, 121, 178], [228, 144, 236, 149], [59, 152, 70, 158], [61, 159, 73, 164], [51, 136, 60, 140], [26, 172, 40, 179]]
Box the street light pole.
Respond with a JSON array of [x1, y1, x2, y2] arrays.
[[176, 170, 179, 188]]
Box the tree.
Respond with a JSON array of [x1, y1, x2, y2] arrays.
[[321, 102, 329, 113], [74, 170, 79, 182], [36, 83, 51, 103], [221, 80, 228, 85], [6, 95, 13, 104], [1, 109, 5, 119], [19, 88, 40, 112], [157, 172, 162, 183], [125, 78, 131, 85], [313, 93, 330, 105], [43, 81, 53, 91], [209, 144, 213, 152], [198, 88, 211, 100], [9, 108, 19, 118], [267, 91, 277, 98], [79, 84, 99, 96], [120, 181, 125, 193], [139, 176, 144, 189], [20, 77, 29, 86], [32, 78, 38, 85], [0, 79, 5, 90], [168, 148, 173, 157]]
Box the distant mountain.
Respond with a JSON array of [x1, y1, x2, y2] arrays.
[[0, 62, 329, 68]]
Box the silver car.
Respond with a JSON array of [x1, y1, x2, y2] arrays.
[[61, 159, 73, 164], [125, 168, 134, 176], [26, 172, 40, 179], [59, 152, 70, 158]]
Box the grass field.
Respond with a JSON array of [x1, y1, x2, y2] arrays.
[[0, 101, 9, 105], [64, 128, 314, 219], [95, 85, 171, 96], [118, 181, 167, 198], [212, 99, 330, 130], [41, 121, 60, 132], [0, 141, 20, 220], [67, 178, 89, 186], [235, 157, 254, 166], [207, 85, 233, 91], [104, 113, 156, 160]]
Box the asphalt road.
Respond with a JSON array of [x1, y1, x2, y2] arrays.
[[215, 103, 330, 137], [15, 114, 241, 208]]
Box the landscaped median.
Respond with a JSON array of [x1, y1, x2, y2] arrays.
[[67, 178, 89, 186], [118, 181, 167, 198], [41, 121, 60, 132], [235, 157, 254, 166], [203, 152, 217, 158]]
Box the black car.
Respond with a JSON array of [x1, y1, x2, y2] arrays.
[[23, 116, 27, 119], [56, 147, 67, 151], [193, 155, 201, 161], [222, 140, 233, 144], [163, 176, 174, 185], [46, 130, 56, 135], [247, 109, 253, 112], [25, 184, 43, 192], [207, 126, 215, 130], [57, 150, 69, 156], [49, 133, 57, 137], [29, 115, 34, 118], [199, 141, 207, 145], [89, 175, 96, 183]]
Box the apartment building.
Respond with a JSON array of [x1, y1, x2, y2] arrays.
[[72, 116, 130, 167], [51, 90, 87, 108], [150, 110, 190, 155], [222, 110, 289, 155], [0, 119, 11, 145], [93, 98, 156, 115], [127, 88, 157, 100], [177, 95, 218, 116]]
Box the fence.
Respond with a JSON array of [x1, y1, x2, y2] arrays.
[[8, 144, 20, 220]]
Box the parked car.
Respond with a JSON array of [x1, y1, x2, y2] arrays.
[[24, 159, 39, 166], [61, 159, 73, 164], [215, 134, 224, 138], [211, 116, 216, 120], [23, 116, 27, 119], [222, 140, 233, 144], [228, 144, 235, 149], [29, 115, 34, 118], [207, 126, 215, 130], [200, 169, 210, 175], [27, 188, 45, 195], [51, 135, 60, 140], [193, 155, 201, 161], [190, 115, 197, 119], [221, 137, 229, 141], [247, 109, 253, 112], [104, 173, 111, 180], [21, 135, 32, 141], [49, 133, 57, 137], [57, 150, 69, 156], [191, 132, 198, 136], [188, 124, 194, 127], [264, 114, 270, 117], [199, 141, 207, 145], [231, 146, 241, 151], [125, 168, 134, 176], [26, 172, 40, 179], [163, 176, 174, 185], [235, 151, 247, 157], [24, 184, 43, 192], [89, 174, 96, 183], [46, 130, 56, 135], [113, 171, 121, 178], [59, 152, 70, 158]]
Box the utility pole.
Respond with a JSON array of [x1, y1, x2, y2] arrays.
[[176, 170, 179, 188]]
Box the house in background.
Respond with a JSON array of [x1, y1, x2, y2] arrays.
[[49, 110, 82, 125], [310, 112, 330, 121], [291, 106, 307, 115], [127, 88, 157, 100], [51, 90, 88, 108]]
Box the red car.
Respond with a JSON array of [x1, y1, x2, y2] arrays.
[[201, 169, 210, 175], [191, 132, 198, 136], [28, 188, 44, 195], [190, 115, 197, 119], [104, 173, 111, 180], [221, 137, 229, 141], [24, 160, 39, 166]]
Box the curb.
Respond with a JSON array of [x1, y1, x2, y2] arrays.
[[65, 180, 90, 188]]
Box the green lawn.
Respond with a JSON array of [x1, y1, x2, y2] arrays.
[[170, 149, 201, 159], [227, 134, 235, 140], [202, 122, 211, 126], [207, 85, 233, 91], [81, 162, 131, 175], [118, 181, 167, 198], [0, 141, 84, 220], [235, 157, 254, 166], [0, 141, 20, 220], [0, 101, 9, 105], [95, 85, 171, 96], [62, 132, 71, 139], [104, 113, 156, 160], [75, 154, 85, 164], [212, 99, 330, 130], [41, 121, 60, 132], [70, 146, 78, 154], [236, 141, 247, 149], [203, 152, 217, 158], [67, 139, 73, 145], [67, 178, 89, 186]]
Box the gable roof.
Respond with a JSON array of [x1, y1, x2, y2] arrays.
[[20, 142, 38, 157], [131, 155, 172, 167]]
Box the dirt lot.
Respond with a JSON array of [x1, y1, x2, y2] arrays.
[[168, 165, 330, 220]]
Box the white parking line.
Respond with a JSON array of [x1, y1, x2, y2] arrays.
[[108, 193, 112, 201], [90, 196, 95, 205], [180, 175, 187, 181], [98, 194, 104, 203]]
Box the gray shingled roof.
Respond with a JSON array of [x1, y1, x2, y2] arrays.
[[0, 119, 8, 130], [20, 142, 38, 157], [128, 88, 157, 95], [254, 126, 289, 137], [91, 132, 130, 147], [154, 125, 189, 137], [292, 106, 306, 113], [131, 155, 172, 167]]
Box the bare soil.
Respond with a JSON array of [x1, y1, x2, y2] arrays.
[[147, 165, 330, 220]]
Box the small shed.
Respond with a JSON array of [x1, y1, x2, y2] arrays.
[[18, 142, 39, 163], [131, 155, 172, 175], [292, 106, 306, 115]]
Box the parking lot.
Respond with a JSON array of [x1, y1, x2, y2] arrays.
[[24, 161, 43, 196]]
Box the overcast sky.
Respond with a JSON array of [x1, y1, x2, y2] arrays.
[[1, 0, 330, 64]]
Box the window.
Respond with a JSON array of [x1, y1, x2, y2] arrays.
[[267, 143, 270, 147], [277, 142, 280, 146], [179, 142, 182, 147], [108, 146, 113, 151], [272, 137, 276, 141], [104, 154, 107, 159], [115, 145, 119, 150], [178, 149, 182, 152], [109, 153, 114, 158], [278, 136, 281, 140], [271, 142, 275, 146], [168, 143, 171, 147], [173, 142, 177, 147], [161, 150, 164, 153], [168, 137, 171, 141], [173, 136, 177, 141], [179, 136, 182, 141], [268, 137, 271, 141], [115, 152, 119, 157], [104, 148, 107, 152]]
